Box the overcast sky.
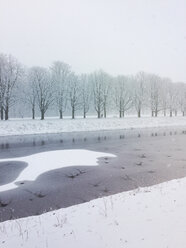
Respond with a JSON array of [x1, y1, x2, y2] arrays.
[[0, 0, 185, 81]]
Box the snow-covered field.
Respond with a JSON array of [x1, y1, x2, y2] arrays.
[[0, 177, 186, 248], [1, 116, 186, 136]]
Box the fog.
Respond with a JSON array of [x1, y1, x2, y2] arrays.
[[0, 0, 185, 81]]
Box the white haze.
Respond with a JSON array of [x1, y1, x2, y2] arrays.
[[0, 0, 185, 81]]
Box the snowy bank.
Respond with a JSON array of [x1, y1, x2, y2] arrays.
[[1, 116, 186, 136], [0, 177, 186, 248]]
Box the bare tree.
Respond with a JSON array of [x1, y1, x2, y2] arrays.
[[172, 85, 180, 116], [20, 68, 38, 119], [91, 71, 103, 118], [0, 54, 7, 120], [133, 72, 147, 118], [0, 54, 22, 120], [148, 74, 163, 117], [68, 73, 81, 119], [161, 78, 170, 116], [177, 83, 186, 116], [79, 74, 91, 118], [102, 72, 111, 118], [167, 80, 177, 117], [114, 75, 133, 118], [51, 61, 70, 119], [30, 67, 53, 120], [91, 70, 110, 118]]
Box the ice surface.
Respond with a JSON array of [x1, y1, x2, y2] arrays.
[[0, 149, 115, 192]]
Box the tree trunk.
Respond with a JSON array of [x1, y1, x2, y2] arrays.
[[151, 111, 154, 117], [164, 110, 166, 117], [155, 110, 158, 117], [72, 107, 75, 119], [175, 110, 177, 116], [5, 106, 8, 120], [59, 109, 63, 119], [41, 110, 45, 120], [97, 105, 101, 118], [32, 107, 35, 120], [183, 111, 185, 117], [122, 111, 125, 117], [138, 109, 141, 118], [119, 110, 122, 118], [83, 109, 86, 118], [1, 107, 3, 120], [104, 105, 106, 118], [170, 110, 172, 117]]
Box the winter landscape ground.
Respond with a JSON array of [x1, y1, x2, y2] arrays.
[[0, 116, 186, 136], [1, 177, 186, 248], [1, 116, 186, 247]]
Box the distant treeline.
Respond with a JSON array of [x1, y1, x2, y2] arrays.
[[0, 53, 186, 120]]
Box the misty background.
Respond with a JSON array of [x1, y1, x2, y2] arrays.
[[0, 0, 185, 81], [0, 0, 185, 119]]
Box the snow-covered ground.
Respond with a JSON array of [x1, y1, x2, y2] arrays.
[[0, 177, 186, 248], [1, 116, 186, 136]]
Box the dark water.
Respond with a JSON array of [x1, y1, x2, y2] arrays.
[[0, 127, 186, 222]]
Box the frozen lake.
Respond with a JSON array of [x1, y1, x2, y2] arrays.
[[1, 126, 186, 222]]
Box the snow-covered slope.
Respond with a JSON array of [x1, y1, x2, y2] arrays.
[[1, 116, 186, 136], [1, 177, 186, 248]]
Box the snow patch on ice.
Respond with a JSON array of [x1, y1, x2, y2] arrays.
[[0, 149, 116, 192]]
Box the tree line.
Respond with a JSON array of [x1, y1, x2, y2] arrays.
[[0, 53, 186, 120]]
